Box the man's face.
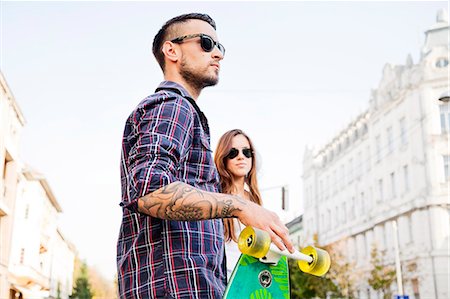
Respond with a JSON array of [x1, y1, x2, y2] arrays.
[[173, 20, 224, 89]]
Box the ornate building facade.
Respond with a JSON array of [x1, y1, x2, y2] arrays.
[[302, 10, 449, 299]]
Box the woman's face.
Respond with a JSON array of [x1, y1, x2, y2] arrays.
[[225, 134, 253, 180]]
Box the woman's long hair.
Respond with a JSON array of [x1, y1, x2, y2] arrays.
[[214, 129, 262, 242]]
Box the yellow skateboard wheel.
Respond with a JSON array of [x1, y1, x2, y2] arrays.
[[238, 226, 271, 259], [297, 246, 331, 277]]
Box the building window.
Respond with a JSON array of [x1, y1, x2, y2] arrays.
[[387, 126, 394, 154], [360, 192, 365, 214], [360, 234, 367, 257], [20, 248, 25, 264], [390, 172, 396, 199], [342, 202, 347, 223], [320, 214, 324, 231], [378, 179, 384, 202], [319, 180, 323, 202], [404, 216, 413, 244], [403, 165, 410, 192], [440, 103, 450, 133], [2, 157, 8, 198], [375, 135, 381, 162], [366, 146, 371, 171], [356, 152, 362, 178], [351, 196, 355, 219], [376, 225, 385, 250], [335, 206, 339, 225], [444, 155, 450, 181], [335, 171, 339, 193], [348, 159, 353, 183], [327, 209, 331, 229], [24, 204, 29, 219], [399, 117, 407, 145], [436, 57, 449, 68], [340, 165, 345, 190]]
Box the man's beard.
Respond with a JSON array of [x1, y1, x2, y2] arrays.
[[180, 58, 219, 93]]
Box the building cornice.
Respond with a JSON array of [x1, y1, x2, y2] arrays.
[[0, 71, 26, 126]]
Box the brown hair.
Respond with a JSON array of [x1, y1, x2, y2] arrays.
[[214, 129, 262, 242], [152, 13, 216, 72]]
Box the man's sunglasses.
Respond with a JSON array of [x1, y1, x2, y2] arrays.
[[171, 34, 226, 56], [226, 148, 253, 160]]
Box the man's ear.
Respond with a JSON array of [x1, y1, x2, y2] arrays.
[[162, 41, 179, 63]]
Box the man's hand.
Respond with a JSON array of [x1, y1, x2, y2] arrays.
[[234, 200, 295, 254], [136, 181, 294, 253]]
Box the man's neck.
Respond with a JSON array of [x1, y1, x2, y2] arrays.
[[164, 74, 201, 100]]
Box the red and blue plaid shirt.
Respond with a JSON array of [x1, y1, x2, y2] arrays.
[[117, 81, 226, 299]]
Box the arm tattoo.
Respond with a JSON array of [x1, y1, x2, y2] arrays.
[[138, 182, 245, 221]]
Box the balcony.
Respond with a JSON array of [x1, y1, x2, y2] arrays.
[[9, 264, 50, 290]]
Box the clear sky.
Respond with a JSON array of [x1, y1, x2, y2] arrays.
[[1, 0, 447, 280]]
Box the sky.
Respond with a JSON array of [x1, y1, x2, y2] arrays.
[[1, 0, 447, 280]]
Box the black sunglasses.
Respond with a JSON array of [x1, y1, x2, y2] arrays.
[[226, 148, 253, 160], [171, 33, 226, 55]]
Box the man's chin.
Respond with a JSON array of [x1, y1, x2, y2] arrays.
[[203, 77, 219, 87]]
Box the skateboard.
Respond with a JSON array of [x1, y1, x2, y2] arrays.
[[223, 226, 331, 299]]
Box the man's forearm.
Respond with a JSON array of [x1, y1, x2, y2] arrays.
[[137, 181, 246, 221]]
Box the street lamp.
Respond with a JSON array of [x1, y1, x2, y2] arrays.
[[438, 90, 450, 102]]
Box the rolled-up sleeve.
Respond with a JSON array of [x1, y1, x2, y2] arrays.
[[121, 98, 193, 212]]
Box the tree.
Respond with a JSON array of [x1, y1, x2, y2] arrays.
[[70, 262, 94, 299], [324, 241, 360, 299], [88, 266, 117, 299], [368, 244, 396, 299], [289, 259, 338, 299], [289, 235, 358, 298]]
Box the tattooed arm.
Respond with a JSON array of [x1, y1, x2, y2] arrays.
[[137, 181, 245, 220], [137, 181, 295, 252]]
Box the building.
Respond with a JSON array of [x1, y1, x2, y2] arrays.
[[302, 9, 449, 299], [48, 229, 75, 299], [285, 215, 303, 247], [8, 168, 65, 298], [0, 72, 76, 299], [0, 72, 26, 299]]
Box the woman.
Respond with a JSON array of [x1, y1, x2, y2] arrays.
[[214, 129, 263, 277]]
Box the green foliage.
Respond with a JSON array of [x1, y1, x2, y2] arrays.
[[367, 245, 396, 299], [289, 235, 359, 299], [289, 259, 340, 299], [70, 262, 94, 299]]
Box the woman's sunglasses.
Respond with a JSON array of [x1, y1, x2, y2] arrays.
[[171, 33, 226, 56], [226, 148, 253, 160]]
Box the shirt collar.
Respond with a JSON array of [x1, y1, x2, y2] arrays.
[[155, 81, 194, 100]]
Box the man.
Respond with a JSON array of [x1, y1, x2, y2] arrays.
[[117, 13, 294, 299]]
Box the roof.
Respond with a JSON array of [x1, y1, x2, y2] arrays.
[[22, 167, 63, 212]]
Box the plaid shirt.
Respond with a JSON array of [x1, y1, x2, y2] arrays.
[[117, 81, 226, 299]]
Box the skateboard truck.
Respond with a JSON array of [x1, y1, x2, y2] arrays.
[[238, 226, 331, 277]]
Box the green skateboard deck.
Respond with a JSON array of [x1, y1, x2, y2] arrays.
[[223, 254, 290, 299]]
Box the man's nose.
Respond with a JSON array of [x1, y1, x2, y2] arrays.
[[212, 46, 224, 60]]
